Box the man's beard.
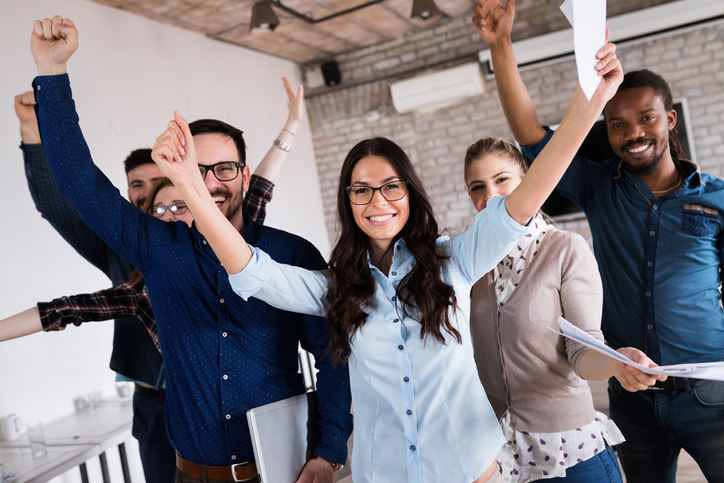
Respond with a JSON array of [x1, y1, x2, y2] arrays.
[[211, 189, 244, 224], [621, 138, 669, 178]]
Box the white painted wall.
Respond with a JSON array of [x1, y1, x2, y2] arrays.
[[0, 0, 330, 481]]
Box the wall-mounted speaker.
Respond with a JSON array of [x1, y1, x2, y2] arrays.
[[321, 60, 341, 87]]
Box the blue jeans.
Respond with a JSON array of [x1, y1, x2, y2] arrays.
[[545, 444, 622, 483], [132, 388, 177, 483], [608, 377, 724, 483]]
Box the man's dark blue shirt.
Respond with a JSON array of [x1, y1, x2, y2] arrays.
[[523, 127, 724, 366], [33, 73, 352, 466]]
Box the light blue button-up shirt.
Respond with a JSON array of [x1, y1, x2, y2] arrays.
[[229, 196, 527, 483]]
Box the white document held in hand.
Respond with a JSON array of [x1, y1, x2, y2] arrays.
[[560, 0, 606, 100], [550, 316, 724, 382]]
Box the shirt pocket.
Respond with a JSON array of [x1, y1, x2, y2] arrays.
[[682, 204, 720, 237]]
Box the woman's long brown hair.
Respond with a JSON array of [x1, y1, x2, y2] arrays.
[[327, 138, 460, 364]]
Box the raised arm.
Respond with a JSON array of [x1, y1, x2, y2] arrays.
[[15, 90, 130, 277], [473, 0, 546, 146], [153, 113, 253, 273], [251, 77, 304, 182], [497, 41, 621, 225]]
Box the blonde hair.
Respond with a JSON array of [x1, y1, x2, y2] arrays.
[[464, 137, 527, 185]]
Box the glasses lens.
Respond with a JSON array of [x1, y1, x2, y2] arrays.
[[151, 205, 166, 217], [348, 186, 372, 205], [381, 181, 406, 201], [213, 162, 239, 181], [169, 202, 187, 215]]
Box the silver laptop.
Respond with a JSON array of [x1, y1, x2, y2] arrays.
[[247, 391, 351, 482]]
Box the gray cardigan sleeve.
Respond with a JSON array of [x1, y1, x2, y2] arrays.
[[559, 233, 606, 376]]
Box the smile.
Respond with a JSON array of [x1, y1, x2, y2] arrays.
[[212, 196, 226, 208], [367, 214, 396, 225]]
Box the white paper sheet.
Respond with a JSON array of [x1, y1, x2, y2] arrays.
[[560, 0, 606, 100], [550, 316, 724, 382]]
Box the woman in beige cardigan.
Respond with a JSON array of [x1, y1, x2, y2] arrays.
[[464, 138, 663, 483]]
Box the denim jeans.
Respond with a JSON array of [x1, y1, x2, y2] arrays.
[[545, 445, 622, 483], [132, 389, 177, 483], [608, 377, 724, 483]]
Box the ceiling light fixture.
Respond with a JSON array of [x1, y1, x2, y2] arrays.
[[250, 1, 280, 32], [410, 0, 440, 20]]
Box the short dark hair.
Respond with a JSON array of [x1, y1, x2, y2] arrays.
[[615, 69, 688, 163], [189, 119, 247, 166], [123, 148, 154, 175]]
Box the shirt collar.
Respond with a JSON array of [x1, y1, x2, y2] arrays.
[[192, 211, 261, 247], [613, 158, 703, 188]]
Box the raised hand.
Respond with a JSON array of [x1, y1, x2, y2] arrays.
[[591, 36, 624, 104], [282, 77, 304, 132], [611, 347, 666, 392], [31, 16, 78, 76], [151, 112, 201, 187], [14, 91, 41, 143], [472, 0, 515, 47]]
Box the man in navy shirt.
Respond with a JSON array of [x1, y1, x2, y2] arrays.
[[29, 16, 352, 483], [473, 1, 724, 481]]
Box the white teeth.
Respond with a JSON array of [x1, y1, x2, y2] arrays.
[[628, 144, 650, 154], [212, 196, 226, 203], [369, 214, 393, 222]]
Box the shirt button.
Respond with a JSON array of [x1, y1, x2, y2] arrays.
[[646, 292, 651, 297], [406, 409, 412, 415], [398, 345, 404, 351], [202, 239, 207, 245], [397, 246, 401, 251], [653, 205, 659, 210], [220, 298, 225, 304], [636, 183, 641, 188], [650, 231, 655, 236], [391, 271, 397, 276], [647, 262, 653, 267], [223, 375, 228, 380], [392, 296, 396, 302], [647, 324, 653, 330], [393, 318, 399, 323], [409, 445, 416, 452], [37, 85, 41, 90], [404, 377, 409, 382], [507, 441, 513, 445], [231, 455, 236, 460], [226, 414, 231, 420], [222, 332, 228, 337]]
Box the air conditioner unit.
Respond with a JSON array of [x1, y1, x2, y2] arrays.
[[389, 62, 484, 114], [478, 0, 724, 76]]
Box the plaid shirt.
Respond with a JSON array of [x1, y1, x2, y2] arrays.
[[36, 173, 274, 353]]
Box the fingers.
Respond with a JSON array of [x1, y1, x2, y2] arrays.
[[15, 91, 36, 107], [174, 111, 192, 149], [604, 27, 610, 44], [153, 119, 185, 165], [282, 77, 295, 99], [32, 16, 78, 42]]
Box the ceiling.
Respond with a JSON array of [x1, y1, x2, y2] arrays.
[[88, 0, 474, 65]]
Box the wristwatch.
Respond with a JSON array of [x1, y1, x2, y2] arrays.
[[273, 139, 291, 152], [313, 452, 344, 472]]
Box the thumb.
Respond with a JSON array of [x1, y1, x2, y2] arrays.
[[506, 0, 516, 14]]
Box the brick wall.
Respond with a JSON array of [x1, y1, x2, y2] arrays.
[[306, 2, 724, 246]]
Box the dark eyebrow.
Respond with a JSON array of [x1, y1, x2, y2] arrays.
[[493, 171, 512, 178], [608, 108, 657, 122], [351, 177, 401, 186]]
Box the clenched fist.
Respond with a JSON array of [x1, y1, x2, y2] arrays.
[[31, 16, 78, 76]]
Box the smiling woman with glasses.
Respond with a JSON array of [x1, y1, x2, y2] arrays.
[[155, 44, 629, 480]]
